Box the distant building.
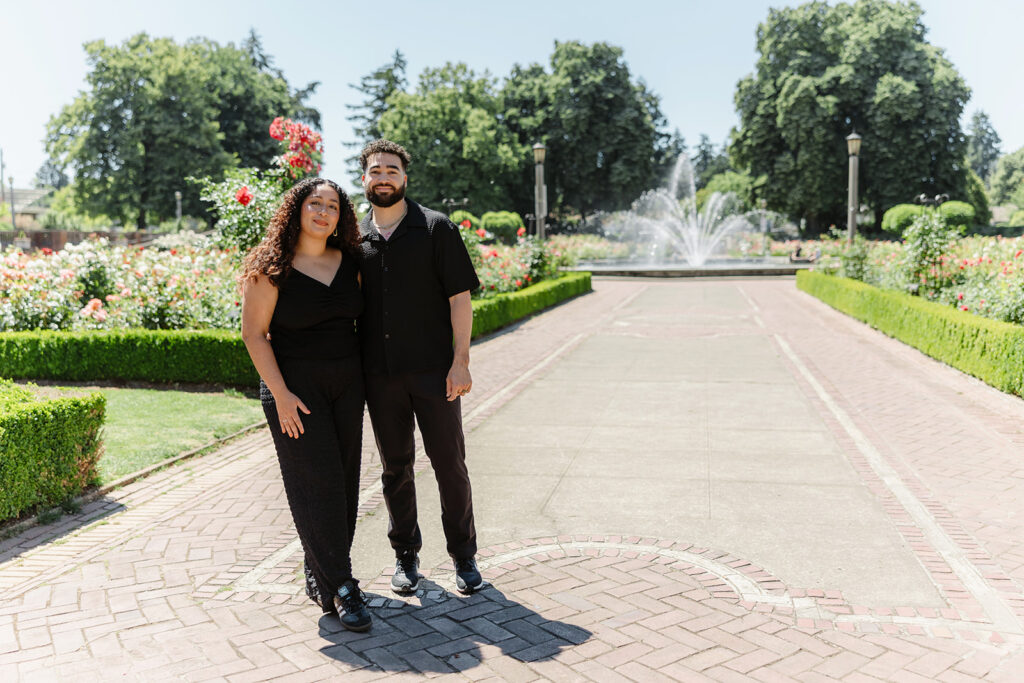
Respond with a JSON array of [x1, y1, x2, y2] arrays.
[[4, 187, 52, 229]]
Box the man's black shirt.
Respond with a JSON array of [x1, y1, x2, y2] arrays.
[[354, 199, 480, 376]]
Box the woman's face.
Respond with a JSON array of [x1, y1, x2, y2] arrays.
[[299, 185, 341, 240]]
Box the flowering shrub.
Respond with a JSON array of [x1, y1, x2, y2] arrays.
[[192, 115, 326, 252], [0, 237, 239, 331], [192, 167, 285, 252], [268, 116, 324, 179], [809, 233, 1024, 326]]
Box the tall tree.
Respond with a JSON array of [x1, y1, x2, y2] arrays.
[[348, 50, 407, 143], [691, 135, 731, 190], [46, 34, 232, 229], [33, 159, 69, 190], [501, 41, 671, 222], [990, 147, 1024, 207], [730, 0, 970, 233], [45, 33, 320, 228], [966, 110, 1002, 184], [377, 63, 525, 212]]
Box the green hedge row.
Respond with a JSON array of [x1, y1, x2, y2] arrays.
[[472, 272, 591, 338], [0, 384, 106, 520], [0, 329, 259, 386], [0, 273, 592, 385], [796, 270, 1024, 396]]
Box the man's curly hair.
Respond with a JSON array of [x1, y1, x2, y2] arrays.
[[239, 178, 359, 288], [359, 139, 411, 172]]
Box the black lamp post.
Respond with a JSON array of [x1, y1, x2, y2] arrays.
[[533, 143, 547, 239], [846, 132, 862, 245]]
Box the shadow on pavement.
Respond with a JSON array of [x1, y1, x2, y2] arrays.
[[315, 580, 591, 674]]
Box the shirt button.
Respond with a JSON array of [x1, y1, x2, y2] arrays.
[[385, 334, 390, 339], [384, 266, 389, 272]]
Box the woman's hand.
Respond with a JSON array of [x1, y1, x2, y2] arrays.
[[275, 391, 311, 439]]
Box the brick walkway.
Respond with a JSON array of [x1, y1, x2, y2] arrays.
[[2, 277, 1024, 681]]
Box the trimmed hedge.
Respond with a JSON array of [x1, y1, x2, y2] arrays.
[[0, 329, 259, 386], [0, 273, 593, 385], [472, 272, 591, 337], [0, 385, 106, 521], [797, 270, 1024, 396], [481, 211, 526, 244], [881, 204, 925, 235]]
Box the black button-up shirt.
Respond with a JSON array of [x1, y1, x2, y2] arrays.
[[354, 199, 480, 376]]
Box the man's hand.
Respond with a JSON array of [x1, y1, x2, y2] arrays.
[[446, 361, 472, 402]]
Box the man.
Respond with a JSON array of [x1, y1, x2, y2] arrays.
[[354, 139, 483, 595]]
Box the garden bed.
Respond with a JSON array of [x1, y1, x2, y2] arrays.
[[0, 272, 592, 386], [797, 270, 1024, 397]]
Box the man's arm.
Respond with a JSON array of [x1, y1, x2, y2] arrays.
[[446, 290, 473, 402]]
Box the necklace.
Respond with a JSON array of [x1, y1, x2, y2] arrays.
[[372, 205, 407, 234]]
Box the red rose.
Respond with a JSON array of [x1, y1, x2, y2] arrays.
[[475, 228, 486, 238], [517, 227, 526, 237], [235, 186, 254, 206], [460, 220, 472, 229]]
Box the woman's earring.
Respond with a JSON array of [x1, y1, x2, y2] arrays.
[[333, 227, 338, 237]]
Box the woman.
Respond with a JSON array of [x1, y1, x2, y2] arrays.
[[240, 177, 370, 632]]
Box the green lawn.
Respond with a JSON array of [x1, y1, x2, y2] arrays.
[[96, 387, 264, 482]]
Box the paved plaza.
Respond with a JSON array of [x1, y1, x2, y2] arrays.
[[3, 276, 1024, 681]]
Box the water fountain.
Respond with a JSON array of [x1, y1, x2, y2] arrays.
[[581, 156, 804, 277]]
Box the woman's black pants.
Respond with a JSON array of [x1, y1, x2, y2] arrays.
[[260, 354, 364, 610]]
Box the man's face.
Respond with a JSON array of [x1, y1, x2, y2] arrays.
[[362, 153, 407, 208]]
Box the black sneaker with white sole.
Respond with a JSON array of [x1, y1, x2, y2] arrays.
[[454, 557, 483, 594], [391, 550, 420, 594], [334, 580, 372, 632]]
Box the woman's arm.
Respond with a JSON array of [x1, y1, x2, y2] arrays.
[[241, 275, 310, 438]]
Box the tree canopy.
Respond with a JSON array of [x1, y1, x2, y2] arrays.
[[377, 63, 525, 213], [990, 147, 1024, 208], [45, 32, 319, 228], [966, 111, 1002, 185], [730, 0, 970, 232]]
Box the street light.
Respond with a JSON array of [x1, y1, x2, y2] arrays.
[[8, 177, 14, 231], [174, 190, 182, 231], [846, 132, 862, 245], [532, 143, 547, 239]]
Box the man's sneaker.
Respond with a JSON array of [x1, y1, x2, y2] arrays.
[[454, 557, 483, 594], [334, 580, 372, 632], [391, 550, 420, 594]]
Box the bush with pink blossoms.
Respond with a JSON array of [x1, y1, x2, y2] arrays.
[[0, 237, 240, 332]]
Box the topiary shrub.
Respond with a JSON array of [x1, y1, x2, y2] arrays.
[[480, 211, 525, 244], [449, 210, 480, 231], [1009, 209, 1024, 226], [938, 200, 975, 231], [881, 204, 925, 235], [0, 382, 106, 522]]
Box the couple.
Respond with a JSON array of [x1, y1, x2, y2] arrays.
[[240, 140, 482, 633]]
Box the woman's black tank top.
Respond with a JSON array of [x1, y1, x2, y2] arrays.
[[269, 254, 362, 360]]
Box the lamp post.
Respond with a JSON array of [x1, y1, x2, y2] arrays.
[[759, 198, 769, 258], [533, 143, 547, 239], [174, 190, 182, 231], [846, 131, 862, 245], [8, 177, 15, 231]]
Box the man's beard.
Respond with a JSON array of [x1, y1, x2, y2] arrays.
[[365, 182, 406, 208]]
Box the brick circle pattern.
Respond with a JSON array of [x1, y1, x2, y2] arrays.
[[314, 535, 1016, 679]]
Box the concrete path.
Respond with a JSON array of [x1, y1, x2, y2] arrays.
[[3, 277, 1024, 681]]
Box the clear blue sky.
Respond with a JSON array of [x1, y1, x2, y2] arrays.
[[0, 0, 1019, 190]]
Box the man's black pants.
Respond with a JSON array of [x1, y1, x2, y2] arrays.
[[364, 370, 477, 560]]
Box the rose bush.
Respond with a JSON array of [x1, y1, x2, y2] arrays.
[[0, 237, 239, 331]]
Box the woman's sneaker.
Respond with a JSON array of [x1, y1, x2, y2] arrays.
[[391, 550, 420, 594], [454, 557, 483, 594], [334, 580, 372, 632]]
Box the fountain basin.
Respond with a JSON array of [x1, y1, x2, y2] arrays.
[[570, 259, 811, 278]]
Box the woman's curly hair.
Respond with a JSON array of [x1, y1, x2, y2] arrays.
[[239, 178, 359, 288]]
